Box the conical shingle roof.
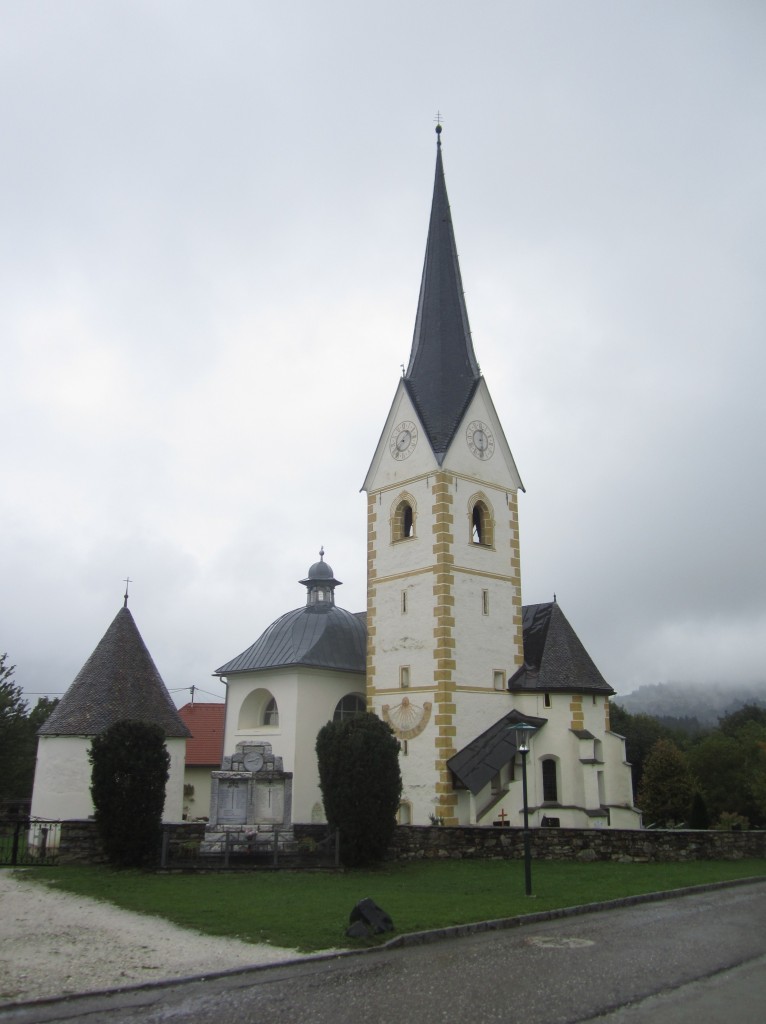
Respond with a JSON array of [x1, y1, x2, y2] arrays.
[[38, 606, 191, 737], [404, 127, 481, 461]]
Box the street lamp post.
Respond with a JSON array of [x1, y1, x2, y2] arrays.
[[511, 721, 536, 896]]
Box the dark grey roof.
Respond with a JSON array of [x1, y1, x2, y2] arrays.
[[509, 602, 614, 696], [404, 131, 481, 463], [215, 604, 366, 677], [448, 709, 547, 796], [38, 606, 191, 738]]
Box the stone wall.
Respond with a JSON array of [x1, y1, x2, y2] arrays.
[[57, 820, 765, 866], [59, 821, 106, 865], [59, 820, 207, 865], [387, 825, 766, 863]]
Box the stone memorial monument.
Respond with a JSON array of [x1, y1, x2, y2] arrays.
[[202, 741, 294, 857]]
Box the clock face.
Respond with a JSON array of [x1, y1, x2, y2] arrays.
[[390, 420, 418, 461], [466, 420, 495, 460]]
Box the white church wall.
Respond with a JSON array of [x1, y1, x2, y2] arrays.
[[222, 667, 367, 824], [293, 669, 366, 823], [31, 735, 187, 823], [164, 737, 187, 821], [30, 736, 93, 821]]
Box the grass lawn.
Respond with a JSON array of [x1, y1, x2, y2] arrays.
[[11, 858, 765, 953]]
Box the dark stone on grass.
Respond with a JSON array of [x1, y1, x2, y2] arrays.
[[345, 920, 373, 939], [347, 897, 394, 937]]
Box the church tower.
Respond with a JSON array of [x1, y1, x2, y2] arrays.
[[363, 126, 525, 825]]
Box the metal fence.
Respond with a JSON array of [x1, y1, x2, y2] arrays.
[[160, 827, 340, 870], [0, 819, 61, 866]]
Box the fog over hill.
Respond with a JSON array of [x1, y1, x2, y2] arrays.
[[613, 681, 766, 728]]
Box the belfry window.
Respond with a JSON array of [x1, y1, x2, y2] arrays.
[[470, 498, 493, 547], [392, 495, 416, 542], [403, 504, 413, 537]]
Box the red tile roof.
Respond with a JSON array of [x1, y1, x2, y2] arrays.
[[178, 702, 225, 766]]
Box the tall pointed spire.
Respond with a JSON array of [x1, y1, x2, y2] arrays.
[[404, 124, 481, 462]]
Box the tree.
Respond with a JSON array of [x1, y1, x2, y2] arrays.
[[688, 720, 766, 828], [0, 653, 60, 809], [0, 653, 29, 805], [637, 739, 694, 827], [609, 703, 683, 799], [718, 703, 766, 737], [316, 712, 402, 867], [89, 720, 170, 868], [688, 790, 710, 830]]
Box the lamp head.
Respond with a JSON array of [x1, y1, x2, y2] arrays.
[[510, 721, 536, 753]]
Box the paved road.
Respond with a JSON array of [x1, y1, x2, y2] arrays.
[[2, 880, 765, 1024]]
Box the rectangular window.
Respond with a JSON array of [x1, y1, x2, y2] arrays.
[[401, 590, 407, 614], [493, 670, 506, 691], [401, 739, 409, 756], [482, 589, 489, 615], [544, 693, 552, 709], [400, 666, 410, 689]]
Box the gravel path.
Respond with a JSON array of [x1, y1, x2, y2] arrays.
[[0, 870, 322, 1005]]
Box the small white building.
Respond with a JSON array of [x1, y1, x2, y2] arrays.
[[30, 601, 190, 823], [214, 553, 367, 825]]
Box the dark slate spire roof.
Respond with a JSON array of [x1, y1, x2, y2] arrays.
[[508, 602, 615, 695], [215, 554, 366, 677], [38, 606, 191, 738], [404, 126, 481, 462]]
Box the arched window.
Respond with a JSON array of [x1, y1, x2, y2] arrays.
[[469, 495, 494, 547], [263, 697, 279, 727], [333, 693, 366, 722], [238, 688, 278, 731], [391, 494, 416, 542], [397, 802, 412, 824], [542, 758, 558, 802]]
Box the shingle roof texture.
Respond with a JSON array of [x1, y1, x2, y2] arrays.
[[178, 702, 225, 765], [215, 604, 366, 676], [404, 138, 480, 461], [447, 710, 548, 796], [38, 606, 191, 738], [509, 602, 614, 695]]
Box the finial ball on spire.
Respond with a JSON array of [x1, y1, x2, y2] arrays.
[[435, 123, 442, 136]]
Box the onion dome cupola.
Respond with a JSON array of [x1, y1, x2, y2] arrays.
[[214, 551, 366, 677], [300, 547, 341, 608]]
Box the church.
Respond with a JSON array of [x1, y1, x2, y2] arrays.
[[30, 128, 640, 833], [213, 126, 641, 831]]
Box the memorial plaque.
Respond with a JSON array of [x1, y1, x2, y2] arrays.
[[218, 780, 248, 824], [254, 780, 284, 822]]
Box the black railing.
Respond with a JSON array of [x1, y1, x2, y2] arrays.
[[160, 827, 340, 870], [0, 819, 61, 866]]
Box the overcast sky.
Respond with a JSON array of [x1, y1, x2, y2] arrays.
[[2, 1, 765, 708]]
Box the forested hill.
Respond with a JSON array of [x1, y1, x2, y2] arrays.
[[614, 682, 766, 730]]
